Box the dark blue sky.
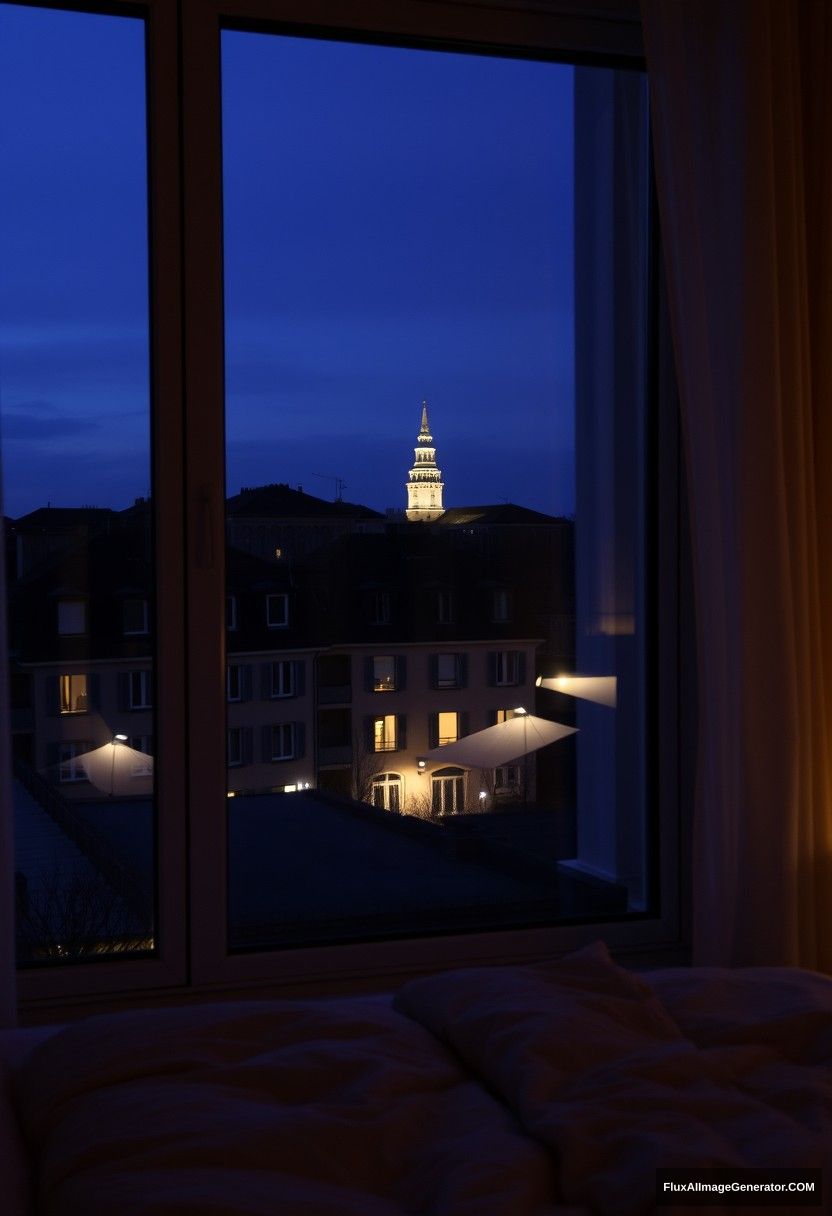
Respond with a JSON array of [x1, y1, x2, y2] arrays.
[[0, 7, 575, 519]]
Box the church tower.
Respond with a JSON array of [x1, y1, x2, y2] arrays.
[[406, 401, 445, 522]]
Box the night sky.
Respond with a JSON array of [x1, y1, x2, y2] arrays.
[[0, 6, 575, 520]]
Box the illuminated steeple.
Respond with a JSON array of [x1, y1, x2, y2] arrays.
[[406, 400, 445, 522]]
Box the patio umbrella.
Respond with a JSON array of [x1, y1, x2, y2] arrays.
[[423, 713, 576, 768], [77, 738, 154, 797]]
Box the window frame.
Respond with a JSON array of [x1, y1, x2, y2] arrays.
[[265, 591, 288, 628], [12, 0, 686, 1015]]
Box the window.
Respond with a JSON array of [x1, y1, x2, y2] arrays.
[[59, 674, 88, 715], [228, 727, 243, 767], [0, 1, 678, 1001], [370, 590, 391, 625], [227, 664, 243, 702], [268, 722, 296, 761], [57, 600, 86, 636], [492, 650, 521, 687], [494, 708, 517, 724], [128, 670, 152, 710], [437, 711, 459, 746], [372, 655, 396, 692], [373, 714, 398, 753], [494, 765, 520, 794], [431, 767, 465, 815], [128, 735, 154, 776], [58, 741, 89, 784], [433, 653, 465, 689], [491, 589, 511, 622], [123, 598, 148, 635], [268, 660, 295, 699], [266, 593, 288, 628], [372, 772, 402, 813], [435, 589, 454, 623]]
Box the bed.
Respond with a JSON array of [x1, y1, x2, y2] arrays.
[[3, 942, 830, 1214]]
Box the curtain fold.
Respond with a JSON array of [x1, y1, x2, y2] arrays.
[[642, 0, 832, 969]]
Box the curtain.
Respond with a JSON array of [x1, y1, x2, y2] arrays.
[[642, 0, 832, 969], [0, 490, 17, 1023]]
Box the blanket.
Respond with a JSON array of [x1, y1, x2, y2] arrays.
[[12, 943, 832, 1215]]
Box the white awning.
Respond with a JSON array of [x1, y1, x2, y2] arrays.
[[424, 714, 576, 768]]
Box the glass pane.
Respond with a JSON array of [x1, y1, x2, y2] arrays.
[[0, 6, 155, 963], [222, 32, 650, 949]]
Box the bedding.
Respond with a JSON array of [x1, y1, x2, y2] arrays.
[[8, 943, 832, 1215]]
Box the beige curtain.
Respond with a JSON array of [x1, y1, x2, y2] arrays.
[[642, 0, 832, 969]]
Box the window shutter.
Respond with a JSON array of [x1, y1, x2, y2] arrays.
[[241, 664, 252, 702], [44, 675, 59, 717], [429, 654, 438, 689], [397, 714, 407, 751], [428, 713, 438, 750], [294, 722, 305, 759], [486, 652, 497, 687], [459, 711, 469, 738], [117, 672, 130, 711], [87, 673, 101, 710], [364, 715, 375, 751], [260, 663, 271, 699], [458, 654, 468, 688], [261, 724, 273, 762], [294, 660, 305, 696], [517, 652, 526, 684], [395, 654, 406, 691], [364, 656, 374, 692], [488, 709, 498, 726]]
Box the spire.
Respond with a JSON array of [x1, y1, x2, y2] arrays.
[[406, 400, 445, 522]]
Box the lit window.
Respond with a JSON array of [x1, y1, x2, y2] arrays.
[[59, 674, 87, 715], [437, 711, 459, 746], [372, 655, 396, 691], [266, 593, 288, 628], [495, 708, 517, 724], [57, 599, 86, 636], [122, 598, 148, 635], [373, 714, 398, 752]]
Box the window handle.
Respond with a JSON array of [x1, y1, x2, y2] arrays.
[[194, 485, 215, 570]]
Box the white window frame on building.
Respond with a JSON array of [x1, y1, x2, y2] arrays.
[[128, 670, 153, 710], [265, 592, 288, 628], [268, 660, 294, 699], [437, 710, 460, 746], [493, 650, 520, 687], [269, 722, 296, 761], [123, 598, 149, 635], [372, 655, 396, 692], [57, 741, 90, 784], [372, 772, 403, 812], [431, 766, 465, 815]]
